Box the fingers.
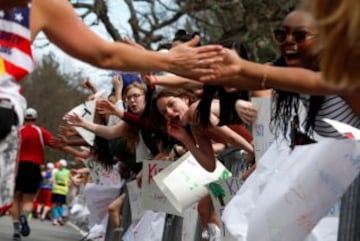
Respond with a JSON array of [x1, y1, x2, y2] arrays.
[[240, 108, 257, 124], [196, 45, 225, 55], [185, 35, 201, 47], [235, 100, 258, 124]]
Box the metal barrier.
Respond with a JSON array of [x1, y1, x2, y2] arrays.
[[104, 148, 249, 241]]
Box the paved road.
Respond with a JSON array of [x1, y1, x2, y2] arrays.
[[0, 216, 84, 241]]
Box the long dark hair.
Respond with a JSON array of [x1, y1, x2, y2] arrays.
[[196, 39, 250, 127], [271, 56, 324, 138]]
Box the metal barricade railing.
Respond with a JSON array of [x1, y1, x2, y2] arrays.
[[104, 147, 249, 241]]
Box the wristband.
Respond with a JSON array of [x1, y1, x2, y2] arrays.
[[261, 65, 269, 89]]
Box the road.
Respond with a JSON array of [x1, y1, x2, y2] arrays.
[[0, 216, 84, 241]]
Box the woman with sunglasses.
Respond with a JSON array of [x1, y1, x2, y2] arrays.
[[199, 9, 360, 136], [200, 9, 360, 240]]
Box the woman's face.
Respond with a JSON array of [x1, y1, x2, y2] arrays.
[[275, 10, 318, 68], [156, 96, 190, 126], [124, 86, 146, 115]]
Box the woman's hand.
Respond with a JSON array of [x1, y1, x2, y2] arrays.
[[96, 99, 119, 116], [168, 36, 225, 78], [58, 125, 78, 137], [166, 121, 190, 143], [112, 75, 123, 96], [235, 100, 258, 124], [199, 48, 242, 83], [49, 136, 67, 148], [63, 112, 86, 128]]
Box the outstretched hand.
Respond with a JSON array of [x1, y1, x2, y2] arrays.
[[49, 136, 67, 148], [168, 35, 226, 78], [96, 99, 119, 116], [63, 112, 86, 127], [199, 48, 243, 84], [58, 125, 78, 137], [235, 100, 258, 124]]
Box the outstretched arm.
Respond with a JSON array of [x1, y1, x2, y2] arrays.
[[31, 0, 224, 78], [166, 121, 217, 172], [144, 74, 203, 90], [64, 113, 127, 140], [200, 49, 346, 95]]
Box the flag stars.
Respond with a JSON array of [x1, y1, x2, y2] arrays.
[[14, 13, 24, 23]]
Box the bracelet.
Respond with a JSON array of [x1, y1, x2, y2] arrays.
[[261, 65, 269, 89], [151, 75, 160, 86]]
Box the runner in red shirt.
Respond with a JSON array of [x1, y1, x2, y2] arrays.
[[9, 108, 56, 240]]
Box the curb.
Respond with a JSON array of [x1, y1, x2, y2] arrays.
[[66, 221, 88, 237]]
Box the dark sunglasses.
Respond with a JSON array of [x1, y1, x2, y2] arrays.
[[273, 29, 316, 44]]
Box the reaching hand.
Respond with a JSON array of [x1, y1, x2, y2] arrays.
[[112, 75, 123, 92], [166, 120, 190, 143], [168, 35, 225, 78], [49, 137, 67, 148], [96, 99, 119, 116], [235, 100, 258, 124], [142, 74, 154, 86], [63, 112, 86, 127], [82, 78, 97, 94], [58, 125, 78, 137], [199, 48, 243, 84]]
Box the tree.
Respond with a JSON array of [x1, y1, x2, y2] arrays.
[[21, 53, 86, 163], [68, 0, 297, 61]]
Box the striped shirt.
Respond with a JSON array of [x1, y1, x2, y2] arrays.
[[300, 95, 360, 138], [0, 6, 34, 124]]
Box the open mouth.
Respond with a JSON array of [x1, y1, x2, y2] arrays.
[[284, 50, 302, 66], [284, 50, 300, 59]]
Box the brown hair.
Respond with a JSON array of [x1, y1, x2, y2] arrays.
[[151, 88, 197, 130], [304, 0, 360, 90], [123, 82, 147, 152]]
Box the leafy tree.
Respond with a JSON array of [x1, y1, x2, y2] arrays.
[[21, 53, 86, 164], [69, 0, 297, 61]]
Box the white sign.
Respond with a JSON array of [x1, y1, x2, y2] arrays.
[[132, 211, 166, 241], [251, 97, 274, 163], [83, 159, 123, 187], [154, 152, 232, 214], [246, 138, 360, 241], [141, 160, 181, 216], [84, 183, 121, 229], [66, 90, 105, 146], [127, 180, 145, 223]]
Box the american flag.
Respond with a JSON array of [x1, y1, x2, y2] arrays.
[[0, 6, 34, 82]]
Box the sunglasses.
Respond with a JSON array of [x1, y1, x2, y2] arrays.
[[273, 29, 316, 44]]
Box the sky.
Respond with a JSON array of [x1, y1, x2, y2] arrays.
[[32, 0, 132, 93]]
